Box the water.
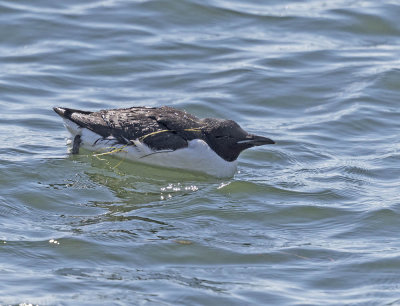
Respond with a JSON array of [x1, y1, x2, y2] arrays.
[[1, 0, 400, 304]]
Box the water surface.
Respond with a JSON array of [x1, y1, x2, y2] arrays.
[[1, 0, 400, 304]]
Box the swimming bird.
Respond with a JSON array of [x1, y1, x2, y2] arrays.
[[53, 106, 275, 177]]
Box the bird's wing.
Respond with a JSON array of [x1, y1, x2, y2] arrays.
[[62, 106, 198, 151]]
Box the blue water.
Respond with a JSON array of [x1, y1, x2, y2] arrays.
[[1, 0, 400, 304]]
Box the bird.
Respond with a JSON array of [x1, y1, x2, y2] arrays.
[[53, 106, 275, 177]]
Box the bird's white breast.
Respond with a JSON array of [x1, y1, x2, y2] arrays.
[[62, 118, 237, 178]]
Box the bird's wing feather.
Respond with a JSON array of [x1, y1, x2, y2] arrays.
[[67, 106, 199, 151]]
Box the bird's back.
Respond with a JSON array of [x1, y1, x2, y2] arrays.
[[56, 106, 205, 151]]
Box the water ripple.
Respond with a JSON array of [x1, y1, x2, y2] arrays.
[[1, 0, 400, 304]]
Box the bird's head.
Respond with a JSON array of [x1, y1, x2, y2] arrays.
[[201, 118, 275, 162]]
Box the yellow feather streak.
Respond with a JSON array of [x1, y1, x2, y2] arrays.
[[91, 128, 203, 166]]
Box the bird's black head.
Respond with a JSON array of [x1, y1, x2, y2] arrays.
[[201, 118, 275, 162]]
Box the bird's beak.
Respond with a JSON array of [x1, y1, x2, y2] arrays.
[[237, 134, 275, 146]]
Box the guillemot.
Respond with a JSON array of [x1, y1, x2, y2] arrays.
[[53, 106, 274, 177]]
